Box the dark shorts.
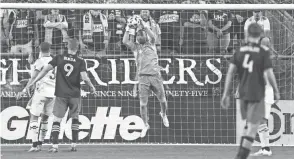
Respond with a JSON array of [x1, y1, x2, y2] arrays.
[[53, 97, 81, 119], [237, 99, 265, 124], [139, 74, 166, 102]]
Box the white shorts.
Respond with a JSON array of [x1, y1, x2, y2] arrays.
[[264, 85, 274, 119], [29, 93, 55, 117]]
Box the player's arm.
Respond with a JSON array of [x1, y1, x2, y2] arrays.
[[221, 63, 237, 109], [7, 11, 15, 43], [222, 50, 238, 109], [54, 15, 68, 30], [264, 68, 279, 98], [263, 18, 271, 38], [220, 13, 232, 32], [16, 67, 40, 100], [81, 71, 96, 93], [80, 59, 96, 94], [43, 15, 59, 28], [143, 25, 156, 44], [28, 64, 54, 88], [244, 18, 250, 42], [208, 20, 220, 32], [223, 63, 237, 96], [263, 49, 280, 101], [122, 28, 136, 51]]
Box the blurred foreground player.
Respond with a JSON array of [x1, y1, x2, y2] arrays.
[[26, 39, 98, 152], [123, 18, 169, 138], [244, 10, 274, 156], [221, 23, 280, 159], [17, 42, 55, 152]]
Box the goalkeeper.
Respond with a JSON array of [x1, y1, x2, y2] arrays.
[[123, 17, 169, 138]]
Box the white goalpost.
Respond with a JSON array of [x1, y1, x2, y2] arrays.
[[0, 3, 293, 146], [1, 3, 294, 10]]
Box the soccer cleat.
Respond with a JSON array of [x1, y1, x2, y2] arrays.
[[37, 145, 42, 152], [28, 147, 40, 152], [70, 147, 77, 152], [159, 112, 169, 127], [251, 149, 272, 156], [140, 124, 150, 138], [48, 147, 58, 153]]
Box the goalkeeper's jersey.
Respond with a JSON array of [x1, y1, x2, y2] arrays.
[[138, 43, 161, 76], [34, 56, 56, 98]]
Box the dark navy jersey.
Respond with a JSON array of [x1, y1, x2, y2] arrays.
[[49, 54, 87, 98], [231, 43, 272, 101]]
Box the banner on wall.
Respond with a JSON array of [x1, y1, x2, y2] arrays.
[[0, 55, 234, 144], [236, 100, 294, 146]]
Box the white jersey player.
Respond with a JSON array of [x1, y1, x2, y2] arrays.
[[17, 42, 56, 152], [244, 10, 271, 45], [243, 11, 274, 156], [250, 74, 275, 156]]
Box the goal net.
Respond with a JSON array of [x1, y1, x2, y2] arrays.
[[0, 2, 293, 145]]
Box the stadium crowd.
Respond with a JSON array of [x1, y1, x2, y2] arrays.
[[0, 0, 293, 60]]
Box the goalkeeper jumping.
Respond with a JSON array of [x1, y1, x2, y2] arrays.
[[123, 16, 169, 138]]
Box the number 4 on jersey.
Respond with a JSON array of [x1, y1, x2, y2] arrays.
[[242, 54, 253, 73]]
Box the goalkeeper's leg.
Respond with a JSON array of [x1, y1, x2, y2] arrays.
[[138, 81, 150, 138], [152, 76, 169, 127]]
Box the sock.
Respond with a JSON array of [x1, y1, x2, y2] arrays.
[[236, 136, 254, 159], [160, 101, 167, 116], [51, 122, 60, 145], [71, 119, 79, 144], [38, 120, 48, 144], [258, 124, 270, 151], [140, 105, 148, 126], [29, 121, 39, 147]]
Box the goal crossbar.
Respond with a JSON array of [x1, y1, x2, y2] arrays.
[[1, 3, 294, 10]]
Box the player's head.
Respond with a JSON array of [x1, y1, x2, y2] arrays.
[[51, 9, 59, 15], [40, 42, 51, 54], [253, 10, 263, 20], [108, 10, 115, 20], [136, 30, 148, 44], [247, 23, 262, 43], [140, 10, 150, 21], [90, 10, 101, 16], [67, 39, 79, 55]]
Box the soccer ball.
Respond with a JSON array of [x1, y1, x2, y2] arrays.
[[127, 15, 141, 28]]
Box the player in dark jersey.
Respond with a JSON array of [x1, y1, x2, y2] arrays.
[[25, 39, 97, 152], [221, 23, 280, 159]]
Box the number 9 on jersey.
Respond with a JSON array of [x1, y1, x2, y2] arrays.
[[64, 63, 74, 76]]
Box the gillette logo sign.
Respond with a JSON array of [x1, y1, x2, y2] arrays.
[[0, 106, 144, 141]]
